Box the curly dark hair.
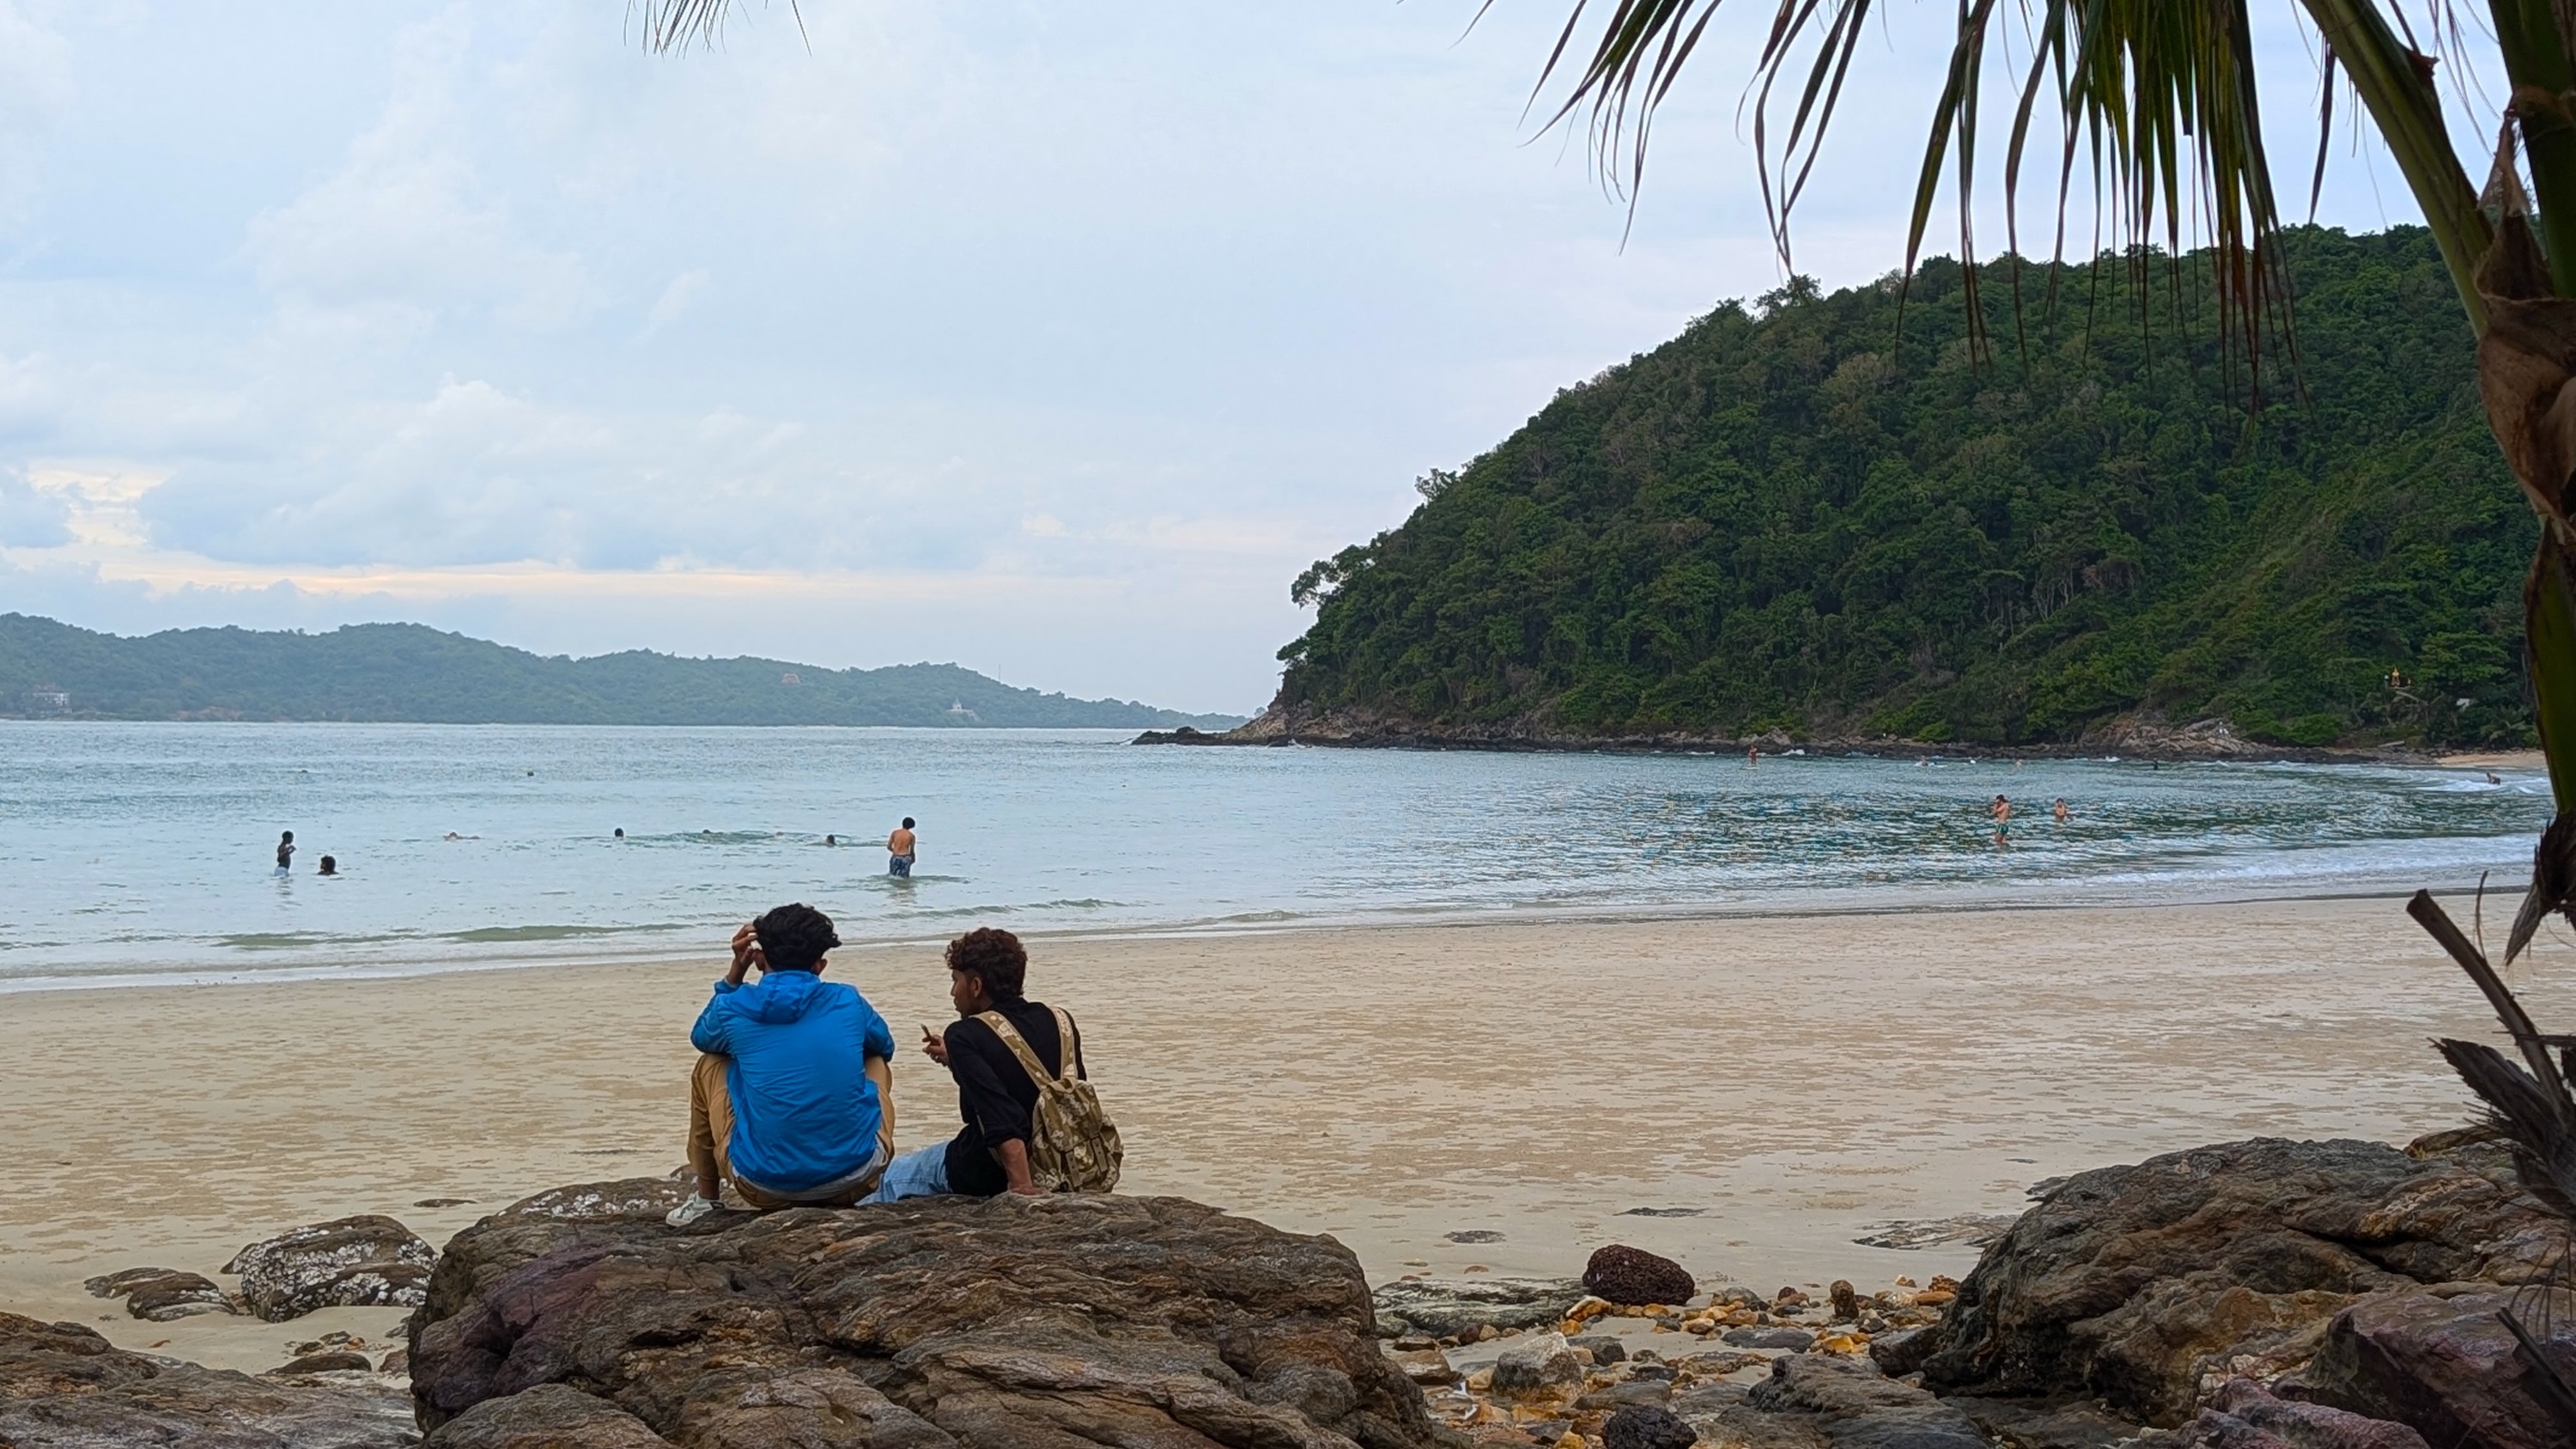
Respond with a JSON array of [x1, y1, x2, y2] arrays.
[[945, 927, 1027, 1002], [755, 903, 841, 973]]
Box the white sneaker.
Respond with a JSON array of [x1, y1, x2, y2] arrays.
[[665, 1193, 720, 1227]]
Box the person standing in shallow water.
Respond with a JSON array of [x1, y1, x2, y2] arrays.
[[1990, 795, 2012, 847], [887, 818, 917, 878], [275, 831, 295, 874]]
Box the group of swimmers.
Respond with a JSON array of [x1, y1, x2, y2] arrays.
[[1988, 795, 2072, 846], [669, 907, 1104, 1222], [270, 819, 925, 880]]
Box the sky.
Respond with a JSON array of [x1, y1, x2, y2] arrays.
[[0, 2, 2499, 715]]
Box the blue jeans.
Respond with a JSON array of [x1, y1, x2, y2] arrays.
[[889, 854, 914, 878], [860, 1142, 951, 1202]]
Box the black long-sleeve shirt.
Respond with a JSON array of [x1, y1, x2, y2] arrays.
[[941, 998, 1084, 1196]]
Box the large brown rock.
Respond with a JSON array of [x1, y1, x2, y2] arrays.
[[0, 1311, 415, 1448], [228, 1214, 437, 1323], [406, 1178, 1458, 1449], [1915, 1137, 2560, 1427], [84, 1266, 238, 1321], [2299, 1288, 2576, 1449], [1583, 1245, 1695, 1307]]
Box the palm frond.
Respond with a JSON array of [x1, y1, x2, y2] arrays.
[[2437, 1038, 2576, 1219], [1532, 1, 2488, 365], [634, 0, 802, 52]]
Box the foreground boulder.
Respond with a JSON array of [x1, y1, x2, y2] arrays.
[[2179, 1379, 2428, 1449], [0, 1311, 414, 1448], [1914, 1137, 2561, 1427], [407, 1179, 1456, 1449], [2299, 1287, 2576, 1449], [230, 1214, 437, 1322]]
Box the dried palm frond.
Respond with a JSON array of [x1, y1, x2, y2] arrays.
[[2437, 1038, 2576, 1220]]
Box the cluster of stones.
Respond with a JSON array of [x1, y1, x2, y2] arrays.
[[82, 1214, 436, 1326]]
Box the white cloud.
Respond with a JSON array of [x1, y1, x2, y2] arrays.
[[0, 1, 2494, 711]]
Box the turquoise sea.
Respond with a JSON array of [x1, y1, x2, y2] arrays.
[[0, 722, 2548, 990]]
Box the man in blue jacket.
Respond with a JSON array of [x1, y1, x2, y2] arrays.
[[667, 903, 896, 1227]]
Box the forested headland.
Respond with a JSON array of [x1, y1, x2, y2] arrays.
[[1257, 228, 2527, 752], [0, 614, 1239, 729]]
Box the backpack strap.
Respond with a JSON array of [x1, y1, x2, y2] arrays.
[[974, 1010, 1065, 1085], [1052, 1007, 1082, 1078]]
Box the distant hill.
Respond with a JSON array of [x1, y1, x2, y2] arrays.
[[0, 615, 1243, 729], [1266, 227, 2528, 751]]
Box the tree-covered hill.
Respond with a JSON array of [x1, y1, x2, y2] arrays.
[[0, 615, 1240, 729], [1269, 227, 2529, 750]]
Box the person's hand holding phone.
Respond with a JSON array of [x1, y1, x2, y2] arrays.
[[726, 922, 766, 985], [919, 1024, 949, 1066]]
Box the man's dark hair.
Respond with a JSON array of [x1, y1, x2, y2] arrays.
[[756, 903, 841, 973], [945, 928, 1026, 1001], [902, 817, 915, 829]]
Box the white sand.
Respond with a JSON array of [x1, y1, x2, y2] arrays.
[[0, 892, 2555, 1370]]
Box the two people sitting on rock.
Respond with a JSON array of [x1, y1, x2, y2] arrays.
[[863, 926, 1118, 1201], [669, 915, 1119, 1227], [667, 904, 896, 1227]]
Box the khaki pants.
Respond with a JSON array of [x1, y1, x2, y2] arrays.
[[688, 1053, 894, 1210]]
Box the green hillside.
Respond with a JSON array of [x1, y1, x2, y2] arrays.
[[0, 615, 1240, 729], [1273, 227, 2529, 750]]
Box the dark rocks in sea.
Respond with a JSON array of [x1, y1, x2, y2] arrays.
[[1582, 1245, 1694, 1306], [229, 1213, 436, 1322], [0, 1310, 414, 1448], [1372, 1275, 1589, 1339], [1569, 1332, 1626, 1364], [82, 1265, 235, 1321], [1912, 1135, 2566, 1433], [1600, 1403, 1697, 1449], [407, 1178, 1450, 1449]]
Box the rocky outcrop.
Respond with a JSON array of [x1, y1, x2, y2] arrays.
[[230, 1214, 437, 1322], [406, 1179, 1456, 1449], [1915, 1136, 2564, 1429], [1746, 1355, 1987, 1448], [1583, 1246, 1694, 1307], [0, 1311, 415, 1448], [83, 1265, 237, 1320]]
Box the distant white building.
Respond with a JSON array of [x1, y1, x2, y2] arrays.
[[30, 685, 66, 711], [947, 700, 979, 722], [780, 672, 801, 686]]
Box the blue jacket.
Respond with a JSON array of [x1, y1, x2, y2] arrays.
[[692, 970, 895, 1193]]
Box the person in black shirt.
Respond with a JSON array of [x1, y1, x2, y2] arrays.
[[862, 927, 1084, 1200]]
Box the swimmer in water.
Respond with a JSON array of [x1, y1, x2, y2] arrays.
[[1990, 795, 2012, 847], [825, 833, 838, 847], [318, 855, 337, 876], [276, 831, 295, 873], [615, 828, 625, 839], [888, 818, 917, 878], [2052, 798, 2069, 824]]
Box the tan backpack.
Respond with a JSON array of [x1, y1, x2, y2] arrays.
[[974, 1008, 1123, 1192]]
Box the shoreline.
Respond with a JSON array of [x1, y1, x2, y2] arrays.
[[1, 895, 2552, 1373], [1139, 721, 2542, 771], [0, 874, 2537, 996]]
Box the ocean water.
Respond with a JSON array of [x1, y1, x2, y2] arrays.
[[0, 722, 2549, 990]]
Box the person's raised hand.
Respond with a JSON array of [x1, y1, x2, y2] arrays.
[[920, 1027, 949, 1066], [727, 922, 764, 984]]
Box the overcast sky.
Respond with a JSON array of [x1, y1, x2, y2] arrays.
[[0, 2, 2492, 714]]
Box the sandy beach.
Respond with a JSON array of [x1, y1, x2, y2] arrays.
[[1, 891, 2559, 1371]]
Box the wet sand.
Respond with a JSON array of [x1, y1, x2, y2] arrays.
[[0, 891, 2554, 1369]]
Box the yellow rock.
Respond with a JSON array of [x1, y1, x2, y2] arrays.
[[1565, 1297, 1613, 1324], [1814, 1334, 1865, 1355], [1909, 1290, 1956, 1307], [1554, 1434, 1584, 1449], [1893, 1275, 1917, 1288], [1682, 1318, 1717, 1336], [1466, 1368, 1494, 1391]]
